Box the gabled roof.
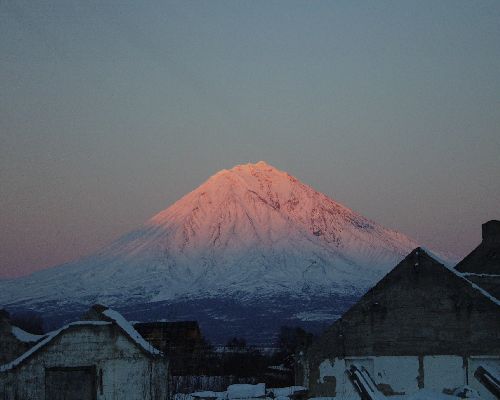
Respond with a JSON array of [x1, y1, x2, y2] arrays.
[[0, 309, 46, 344], [307, 247, 500, 358], [442, 258, 500, 307], [454, 220, 500, 299], [10, 326, 46, 343], [100, 308, 161, 356], [354, 247, 499, 311], [82, 304, 162, 356], [0, 307, 162, 372], [0, 321, 111, 372], [456, 220, 500, 275]]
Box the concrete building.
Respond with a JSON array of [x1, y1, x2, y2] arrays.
[[134, 321, 204, 355], [455, 219, 500, 298], [134, 321, 206, 377], [298, 245, 500, 399], [0, 305, 169, 400]]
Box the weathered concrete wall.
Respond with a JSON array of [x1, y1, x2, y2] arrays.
[[307, 250, 499, 359], [0, 324, 168, 400], [456, 220, 500, 275], [301, 249, 500, 397], [302, 355, 500, 399], [463, 274, 500, 299]]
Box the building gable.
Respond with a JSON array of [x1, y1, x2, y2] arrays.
[[0, 321, 169, 400], [0, 310, 45, 365], [1, 307, 162, 372], [455, 220, 500, 298], [456, 220, 500, 275], [308, 248, 500, 362]]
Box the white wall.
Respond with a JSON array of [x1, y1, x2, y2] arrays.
[[318, 359, 337, 384], [0, 324, 168, 400], [310, 355, 500, 398], [374, 356, 419, 395], [423, 355, 464, 392]]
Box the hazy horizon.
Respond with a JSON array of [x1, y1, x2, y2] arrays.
[[1, 1, 499, 278]]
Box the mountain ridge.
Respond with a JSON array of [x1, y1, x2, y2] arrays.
[[0, 161, 435, 341]]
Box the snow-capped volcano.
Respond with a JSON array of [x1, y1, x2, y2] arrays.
[[1, 162, 424, 342]]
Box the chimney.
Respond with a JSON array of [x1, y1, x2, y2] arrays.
[[482, 220, 500, 242]]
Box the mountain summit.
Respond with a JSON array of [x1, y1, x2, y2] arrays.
[[1, 162, 423, 342]]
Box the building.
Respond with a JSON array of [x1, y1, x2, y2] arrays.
[[0, 305, 169, 400], [134, 321, 204, 354], [298, 243, 500, 399], [134, 321, 206, 376], [455, 219, 500, 298], [0, 309, 46, 365]]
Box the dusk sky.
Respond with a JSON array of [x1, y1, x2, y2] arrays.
[[1, 1, 499, 278]]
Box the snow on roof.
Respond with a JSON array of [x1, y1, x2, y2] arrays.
[[418, 246, 453, 267], [190, 385, 308, 400], [419, 247, 500, 307], [461, 272, 500, 278], [0, 321, 110, 372], [101, 308, 162, 356], [11, 326, 46, 343], [445, 266, 500, 307]]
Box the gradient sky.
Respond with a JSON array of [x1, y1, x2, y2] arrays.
[[1, 1, 499, 278]]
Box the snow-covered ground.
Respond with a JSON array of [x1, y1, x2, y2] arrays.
[[187, 384, 307, 400], [186, 385, 481, 400], [185, 384, 482, 400], [389, 387, 480, 399]]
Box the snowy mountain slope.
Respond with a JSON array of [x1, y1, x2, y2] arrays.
[[0, 161, 428, 340]]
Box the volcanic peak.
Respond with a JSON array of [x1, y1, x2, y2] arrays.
[[0, 160, 428, 319]]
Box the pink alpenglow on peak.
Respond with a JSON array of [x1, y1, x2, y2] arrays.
[[0, 161, 438, 311]]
